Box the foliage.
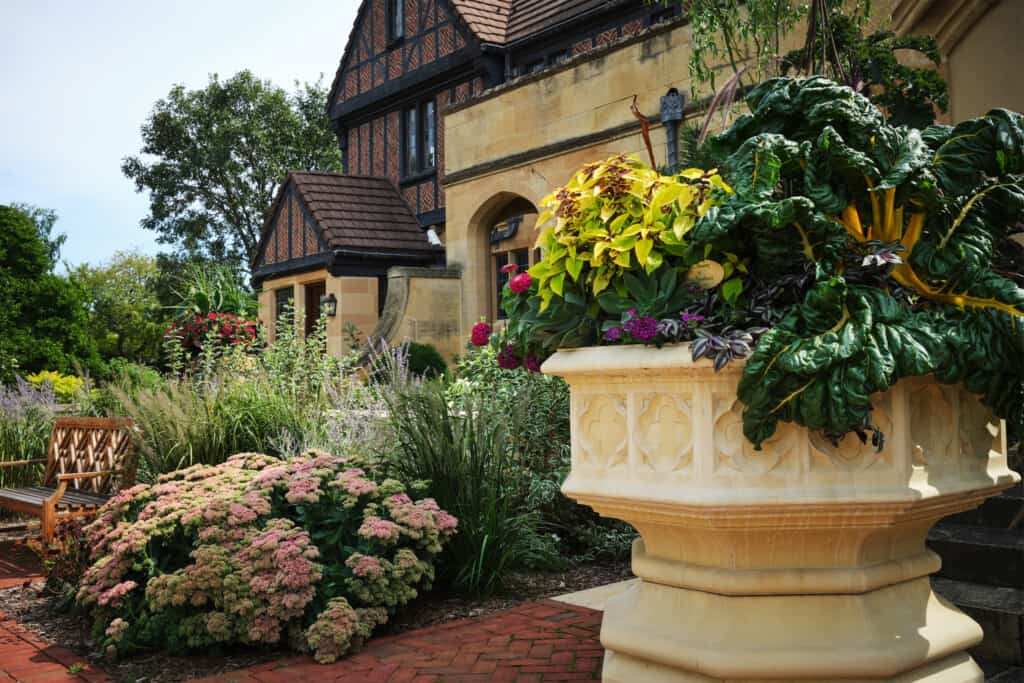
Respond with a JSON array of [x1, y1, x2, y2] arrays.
[[404, 342, 448, 379], [8, 202, 65, 265], [0, 377, 56, 490], [112, 313, 351, 479], [76, 451, 456, 663], [683, 0, 841, 95], [170, 312, 260, 354], [781, 0, 948, 128], [26, 371, 83, 404], [122, 71, 342, 269], [384, 380, 561, 595], [169, 261, 257, 321], [693, 76, 1024, 447], [531, 155, 731, 307], [503, 76, 1024, 453], [28, 518, 92, 608], [449, 345, 635, 562], [70, 251, 168, 366], [0, 205, 102, 382]]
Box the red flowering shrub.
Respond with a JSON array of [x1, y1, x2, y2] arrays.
[[168, 312, 259, 352], [77, 451, 457, 663]]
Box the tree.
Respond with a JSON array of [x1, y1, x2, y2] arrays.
[[122, 71, 342, 270], [8, 202, 66, 265], [0, 205, 101, 382], [71, 251, 168, 365]]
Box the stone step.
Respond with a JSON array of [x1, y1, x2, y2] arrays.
[[987, 666, 1024, 682], [945, 484, 1024, 529], [932, 577, 1024, 667], [928, 523, 1024, 589]]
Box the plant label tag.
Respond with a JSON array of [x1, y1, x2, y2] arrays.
[[686, 260, 725, 289]]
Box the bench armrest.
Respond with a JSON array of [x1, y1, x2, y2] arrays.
[[57, 470, 124, 482], [0, 458, 47, 468], [47, 469, 127, 507]]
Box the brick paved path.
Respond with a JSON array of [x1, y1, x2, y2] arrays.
[[196, 600, 604, 683], [1, 540, 606, 682]]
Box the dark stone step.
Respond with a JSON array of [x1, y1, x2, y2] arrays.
[[988, 666, 1024, 682], [945, 484, 1024, 529], [929, 523, 1024, 589], [932, 577, 1024, 666]]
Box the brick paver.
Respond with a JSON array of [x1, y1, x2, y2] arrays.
[[195, 601, 604, 682], [0, 541, 44, 589], [1, 540, 606, 682]]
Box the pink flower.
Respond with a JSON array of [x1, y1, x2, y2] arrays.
[[470, 322, 492, 347], [500, 263, 519, 274], [357, 517, 401, 543], [509, 272, 532, 294]]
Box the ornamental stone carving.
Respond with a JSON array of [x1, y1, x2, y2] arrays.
[[544, 343, 1019, 683]]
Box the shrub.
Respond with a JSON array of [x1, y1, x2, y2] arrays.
[[0, 377, 56, 491], [384, 380, 561, 595], [28, 518, 92, 607], [169, 312, 259, 354], [76, 450, 456, 663], [26, 370, 82, 403], [403, 342, 448, 379]]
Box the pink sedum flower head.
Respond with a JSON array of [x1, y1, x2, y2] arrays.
[[509, 272, 532, 294], [470, 321, 492, 347]]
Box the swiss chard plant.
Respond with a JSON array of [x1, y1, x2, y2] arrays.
[[498, 77, 1024, 450]]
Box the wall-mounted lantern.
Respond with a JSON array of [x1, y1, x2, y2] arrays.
[[660, 88, 685, 171], [319, 292, 338, 317]]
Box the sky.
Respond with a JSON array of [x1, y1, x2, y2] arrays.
[[0, 0, 359, 269]]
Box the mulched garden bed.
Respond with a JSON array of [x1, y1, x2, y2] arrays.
[[0, 557, 630, 683]]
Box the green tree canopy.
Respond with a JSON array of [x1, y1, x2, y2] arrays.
[[0, 205, 101, 382], [122, 70, 342, 270], [70, 251, 168, 365]]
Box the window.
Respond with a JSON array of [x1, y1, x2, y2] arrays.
[[387, 0, 404, 42], [274, 287, 294, 335], [403, 100, 436, 176]]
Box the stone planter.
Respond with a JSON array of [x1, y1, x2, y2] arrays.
[[542, 344, 1019, 683]]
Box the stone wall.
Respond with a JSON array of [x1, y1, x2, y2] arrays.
[[370, 267, 463, 361], [257, 270, 378, 356]]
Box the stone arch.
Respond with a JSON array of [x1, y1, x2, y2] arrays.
[[464, 191, 542, 322]]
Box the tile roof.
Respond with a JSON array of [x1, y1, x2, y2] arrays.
[[450, 0, 514, 44], [505, 0, 620, 43], [449, 0, 634, 45], [259, 172, 441, 261]]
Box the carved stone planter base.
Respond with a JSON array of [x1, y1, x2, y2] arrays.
[[600, 575, 984, 682], [543, 345, 1019, 683]]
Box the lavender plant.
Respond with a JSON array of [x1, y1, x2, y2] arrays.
[[0, 376, 56, 490]]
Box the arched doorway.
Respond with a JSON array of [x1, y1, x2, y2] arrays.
[[458, 191, 543, 325]]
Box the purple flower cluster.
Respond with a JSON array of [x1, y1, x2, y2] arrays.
[[624, 315, 659, 341]]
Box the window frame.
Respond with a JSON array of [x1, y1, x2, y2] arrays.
[[401, 98, 437, 180], [386, 0, 405, 44]]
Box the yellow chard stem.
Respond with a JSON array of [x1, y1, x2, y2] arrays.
[[883, 188, 896, 241], [841, 205, 864, 240], [891, 265, 1024, 319], [900, 213, 926, 257]]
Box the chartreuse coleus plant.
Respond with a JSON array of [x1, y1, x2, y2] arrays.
[[501, 77, 1024, 451]]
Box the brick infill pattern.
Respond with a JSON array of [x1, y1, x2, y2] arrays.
[[197, 600, 605, 683]]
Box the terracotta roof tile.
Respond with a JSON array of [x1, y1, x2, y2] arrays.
[[256, 172, 440, 267], [449, 0, 514, 43]]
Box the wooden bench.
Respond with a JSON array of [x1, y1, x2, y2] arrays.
[[0, 417, 138, 541]]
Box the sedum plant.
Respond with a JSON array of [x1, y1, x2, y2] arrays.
[[76, 450, 456, 663], [500, 77, 1023, 451]]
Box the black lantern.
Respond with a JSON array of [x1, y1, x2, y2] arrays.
[[660, 88, 686, 170], [319, 292, 338, 317]]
